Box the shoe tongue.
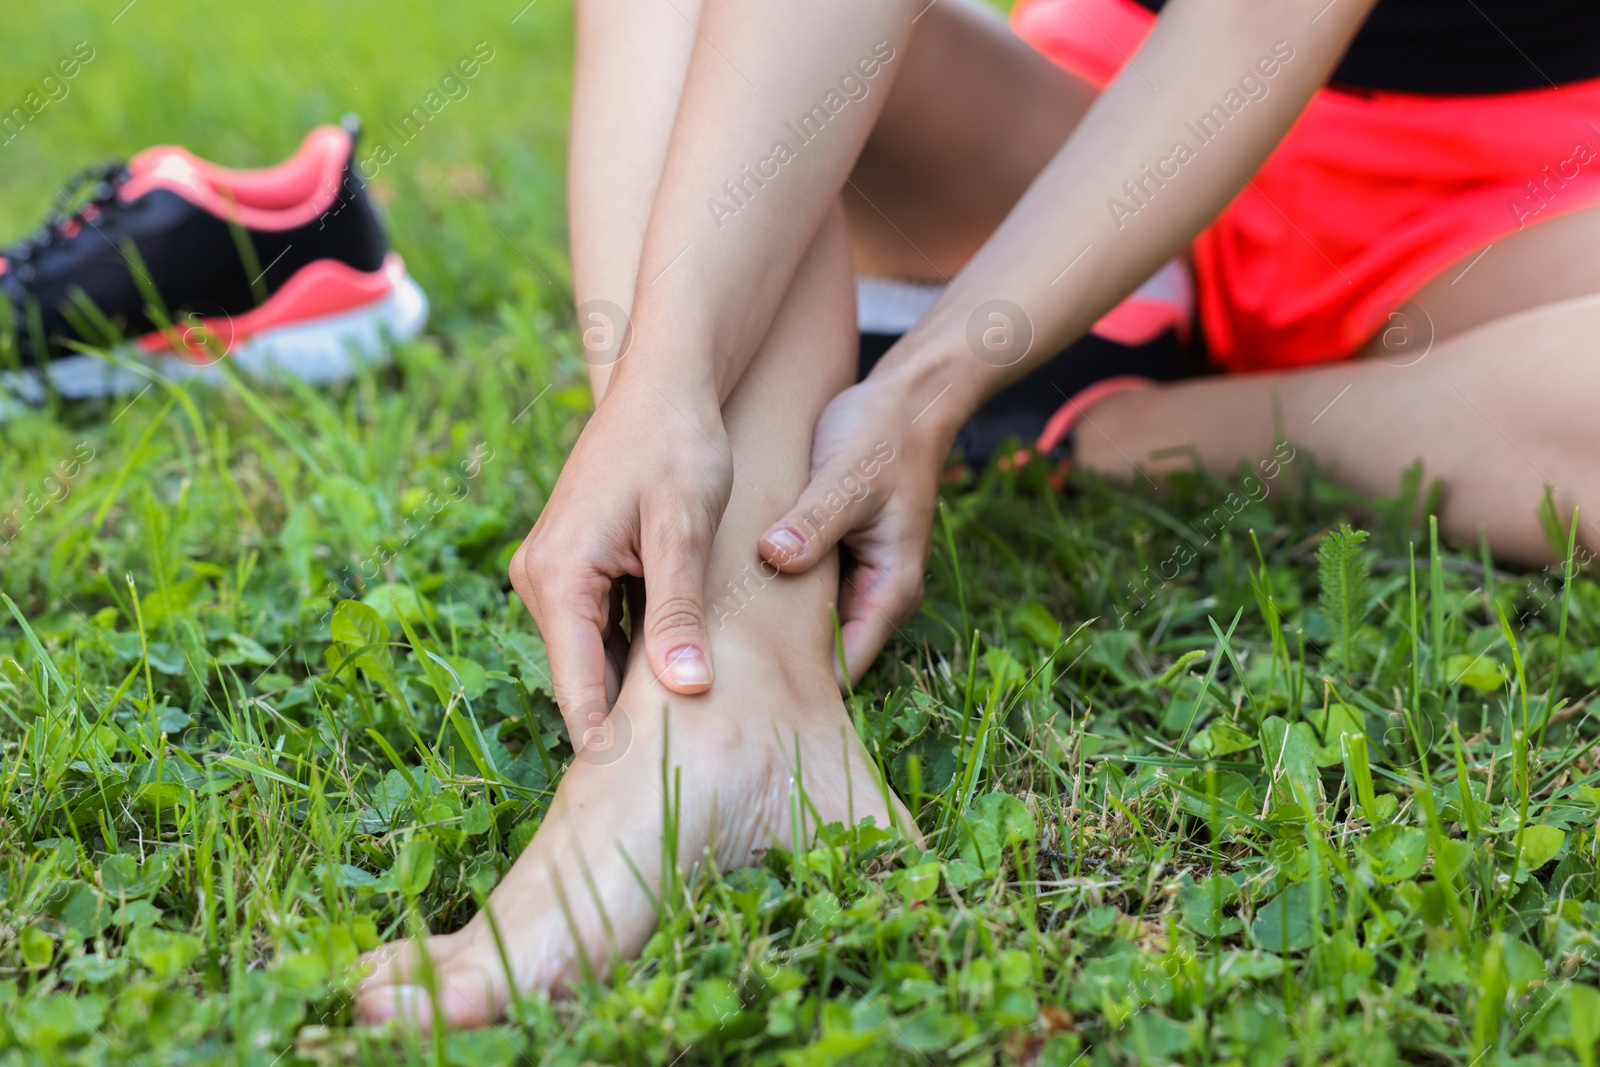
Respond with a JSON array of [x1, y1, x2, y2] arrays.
[[124, 146, 209, 200]]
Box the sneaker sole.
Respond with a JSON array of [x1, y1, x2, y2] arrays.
[[0, 260, 428, 414]]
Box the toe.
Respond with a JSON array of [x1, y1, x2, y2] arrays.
[[352, 934, 463, 1026], [433, 956, 510, 1029], [353, 934, 452, 988], [355, 983, 436, 1028], [352, 928, 514, 1031]]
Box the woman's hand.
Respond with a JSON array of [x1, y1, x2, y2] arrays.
[[757, 371, 954, 684], [510, 375, 732, 732]]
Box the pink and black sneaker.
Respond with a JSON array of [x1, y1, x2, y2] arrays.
[[0, 116, 426, 408]]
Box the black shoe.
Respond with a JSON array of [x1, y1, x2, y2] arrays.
[[0, 116, 426, 409]]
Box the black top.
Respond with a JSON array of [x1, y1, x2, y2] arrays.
[[1131, 0, 1600, 94]]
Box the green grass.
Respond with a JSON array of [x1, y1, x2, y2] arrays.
[[7, 3, 1600, 1065]]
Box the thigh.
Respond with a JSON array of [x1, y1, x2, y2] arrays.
[[1374, 204, 1600, 354], [846, 0, 1098, 282], [1089, 293, 1600, 563]]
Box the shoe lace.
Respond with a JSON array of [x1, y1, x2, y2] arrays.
[[3, 161, 130, 268]]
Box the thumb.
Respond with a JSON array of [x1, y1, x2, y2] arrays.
[[759, 467, 868, 574], [640, 510, 715, 694]]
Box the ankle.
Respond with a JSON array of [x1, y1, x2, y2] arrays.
[[705, 573, 837, 666]]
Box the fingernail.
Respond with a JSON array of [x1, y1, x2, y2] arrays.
[[666, 645, 710, 687], [765, 525, 805, 561]]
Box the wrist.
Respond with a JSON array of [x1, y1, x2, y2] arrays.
[[604, 318, 720, 406], [616, 283, 735, 403], [603, 352, 723, 435], [869, 322, 989, 450]]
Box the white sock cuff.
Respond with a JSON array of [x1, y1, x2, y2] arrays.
[[855, 260, 1193, 337], [855, 276, 944, 335]]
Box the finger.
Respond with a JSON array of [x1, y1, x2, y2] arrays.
[[759, 466, 873, 575], [510, 550, 616, 736], [836, 551, 925, 684], [541, 604, 615, 737], [639, 507, 715, 694]]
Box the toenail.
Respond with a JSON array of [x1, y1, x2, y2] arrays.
[[666, 645, 710, 687], [378, 985, 434, 1025]]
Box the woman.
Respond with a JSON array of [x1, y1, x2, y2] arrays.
[[357, 0, 1600, 1027]]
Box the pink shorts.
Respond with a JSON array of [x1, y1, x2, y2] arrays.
[[1013, 0, 1600, 372]]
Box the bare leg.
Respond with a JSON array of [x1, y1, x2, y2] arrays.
[[847, 0, 1098, 282], [354, 0, 906, 1027], [1393, 204, 1600, 345], [1071, 205, 1600, 565], [836, 3, 1600, 567], [354, 205, 903, 1029]]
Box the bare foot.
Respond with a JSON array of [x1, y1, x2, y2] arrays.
[[351, 629, 914, 1030]]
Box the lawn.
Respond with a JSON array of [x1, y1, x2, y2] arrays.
[[6, 3, 1600, 1066]]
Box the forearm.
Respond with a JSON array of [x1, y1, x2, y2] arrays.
[[568, 0, 700, 400], [872, 0, 1378, 441], [611, 0, 917, 405]]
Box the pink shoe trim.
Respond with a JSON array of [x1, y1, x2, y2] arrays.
[[1089, 295, 1191, 347], [137, 252, 405, 361], [1036, 375, 1154, 456], [121, 125, 352, 231]]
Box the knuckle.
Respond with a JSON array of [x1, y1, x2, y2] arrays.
[[508, 549, 533, 595], [509, 544, 548, 593], [647, 506, 712, 551], [647, 595, 706, 638]]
